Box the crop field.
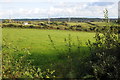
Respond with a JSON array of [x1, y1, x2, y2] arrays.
[[2, 28, 95, 68]]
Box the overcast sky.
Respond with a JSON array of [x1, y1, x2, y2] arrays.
[[0, 0, 119, 19]]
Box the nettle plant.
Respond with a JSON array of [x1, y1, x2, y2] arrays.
[[87, 9, 120, 79], [2, 38, 55, 78]]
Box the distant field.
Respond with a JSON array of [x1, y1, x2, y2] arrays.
[[90, 22, 119, 26], [66, 21, 119, 29], [2, 28, 95, 69], [67, 22, 95, 27]]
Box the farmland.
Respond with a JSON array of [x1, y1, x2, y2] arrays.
[[2, 28, 95, 66], [2, 20, 120, 78]]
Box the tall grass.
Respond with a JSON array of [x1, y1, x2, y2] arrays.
[[48, 34, 92, 78]]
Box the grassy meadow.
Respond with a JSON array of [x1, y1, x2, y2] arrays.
[[2, 19, 119, 78], [2, 28, 95, 69]]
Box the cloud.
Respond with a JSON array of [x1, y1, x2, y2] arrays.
[[89, 2, 114, 6], [0, 1, 118, 19], [47, 2, 117, 18], [0, 0, 119, 2]]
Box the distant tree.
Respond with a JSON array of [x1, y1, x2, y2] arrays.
[[103, 9, 109, 23], [2, 19, 9, 23], [2, 19, 14, 23]]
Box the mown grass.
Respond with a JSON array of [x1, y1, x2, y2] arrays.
[[2, 28, 95, 69]]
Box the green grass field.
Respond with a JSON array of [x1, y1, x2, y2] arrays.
[[2, 28, 95, 69], [0, 28, 1, 53], [91, 22, 119, 26]]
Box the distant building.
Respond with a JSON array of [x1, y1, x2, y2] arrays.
[[24, 22, 29, 25]]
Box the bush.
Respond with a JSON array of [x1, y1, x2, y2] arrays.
[[71, 27, 77, 31], [76, 27, 82, 31], [65, 27, 70, 30], [7, 23, 16, 27], [2, 23, 23, 28], [2, 38, 55, 78], [86, 9, 120, 79]]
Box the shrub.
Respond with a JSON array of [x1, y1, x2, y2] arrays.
[[86, 9, 120, 79], [2, 38, 55, 78], [71, 27, 77, 31], [23, 25, 30, 28], [7, 23, 16, 27], [76, 27, 82, 31], [65, 27, 70, 30]]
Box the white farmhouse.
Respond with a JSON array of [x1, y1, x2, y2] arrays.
[[24, 22, 29, 25]]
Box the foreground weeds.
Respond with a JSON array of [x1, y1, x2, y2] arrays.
[[2, 38, 55, 78]]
